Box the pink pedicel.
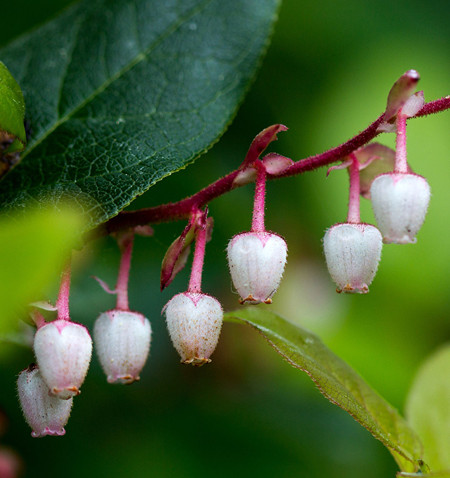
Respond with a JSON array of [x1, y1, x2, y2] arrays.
[[17, 364, 73, 438], [94, 310, 152, 384], [33, 320, 92, 399], [323, 223, 383, 294], [164, 292, 223, 366], [227, 232, 287, 304], [370, 173, 431, 244]]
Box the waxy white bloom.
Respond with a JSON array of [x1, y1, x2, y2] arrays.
[[370, 173, 431, 244], [34, 320, 92, 399], [227, 232, 287, 304], [94, 310, 152, 384], [17, 365, 73, 438], [164, 292, 223, 366], [323, 223, 382, 294]]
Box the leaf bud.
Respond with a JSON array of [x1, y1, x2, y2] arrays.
[[33, 320, 92, 399], [17, 364, 73, 438], [323, 223, 382, 293], [227, 232, 287, 304], [164, 292, 223, 366], [94, 310, 152, 384], [370, 173, 431, 244]]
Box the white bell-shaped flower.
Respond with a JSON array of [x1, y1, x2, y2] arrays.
[[323, 223, 382, 293], [164, 292, 223, 366], [370, 173, 431, 244], [34, 320, 92, 399], [17, 364, 73, 438], [227, 232, 287, 304], [94, 310, 152, 384]]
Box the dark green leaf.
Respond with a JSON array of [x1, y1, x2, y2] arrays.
[[0, 0, 279, 229], [406, 345, 450, 472], [225, 307, 425, 472], [0, 61, 26, 150]]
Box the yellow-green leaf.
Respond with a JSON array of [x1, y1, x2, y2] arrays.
[[406, 344, 450, 472], [225, 307, 425, 472], [0, 61, 26, 151], [0, 207, 83, 335]]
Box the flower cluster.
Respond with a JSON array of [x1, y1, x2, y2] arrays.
[[17, 232, 152, 437], [322, 73, 430, 292], [17, 266, 92, 437], [15, 70, 436, 437]]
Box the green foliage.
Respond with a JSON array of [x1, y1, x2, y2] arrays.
[[0, 207, 83, 335], [0, 0, 279, 230], [406, 345, 450, 473], [225, 308, 425, 473], [0, 61, 25, 151], [397, 473, 450, 478]]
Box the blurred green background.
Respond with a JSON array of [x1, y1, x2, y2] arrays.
[[0, 0, 449, 477]]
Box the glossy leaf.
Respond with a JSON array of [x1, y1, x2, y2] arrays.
[[225, 308, 425, 472], [0, 207, 83, 334], [0, 0, 280, 230], [406, 345, 450, 472], [0, 62, 26, 148]]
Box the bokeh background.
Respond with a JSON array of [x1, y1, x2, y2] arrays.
[[0, 0, 449, 477]]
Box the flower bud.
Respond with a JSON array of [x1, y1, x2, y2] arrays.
[[227, 232, 287, 304], [94, 310, 152, 384], [17, 364, 73, 438], [370, 173, 431, 244], [34, 320, 92, 399], [323, 223, 382, 294], [164, 292, 223, 366]]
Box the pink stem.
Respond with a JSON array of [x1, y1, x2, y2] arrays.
[[99, 96, 450, 237], [116, 236, 134, 310], [56, 261, 71, 321], [188, 226, 207, 294], [30, 311, 46, 329], [394, 110, 408, 173], [415, 96, 450, 117], [251, 162, 267, 233], [347, 155, 361, 224]]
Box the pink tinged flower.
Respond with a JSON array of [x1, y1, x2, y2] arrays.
[[323, 223, 383, 294], [227, 232, 287, 304], [94, 310, 152, 384], [370, 173, 431, 244], [164, 292, 223, 366], [33, 320, 92, 399], [17, 364, 73, 438]]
